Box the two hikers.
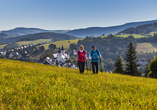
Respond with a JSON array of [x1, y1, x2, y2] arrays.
[[74, 44, 102, 74], [74, 45, 87, 73]]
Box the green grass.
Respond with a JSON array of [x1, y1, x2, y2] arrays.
[[42, 39, 80, 49], [1, 59, 157, 109], [16, 39, 52, 46], [149, 31, 157, 36], [136, 43, 157, 53], [0, 44, 7, 49], [0, 39, 52, 49], [101, 34, 147, 38]]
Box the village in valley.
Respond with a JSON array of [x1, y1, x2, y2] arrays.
[[0, 43, 77, 69]]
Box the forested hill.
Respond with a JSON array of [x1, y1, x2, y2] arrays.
[[66, 19, 157, 37], [1, 27, 69, 37], [118, 22, 157, 34], [1, 27, 52, 36], [0, 32, 77, 43], [0, 33, 7, 37], [17, 32, 77, 41]]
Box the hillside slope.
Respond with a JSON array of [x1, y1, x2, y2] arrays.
[[1, 59, 157, 109], [0, 32, 77, 43]]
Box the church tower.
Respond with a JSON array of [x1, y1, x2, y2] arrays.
[[57, 47, 62, 61], [61, 45, 65, 55]]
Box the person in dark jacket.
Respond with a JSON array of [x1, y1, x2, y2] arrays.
[[89, 44, 102, 74], [74, 45, 87, 73]]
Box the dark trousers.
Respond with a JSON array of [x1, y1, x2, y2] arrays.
[[78, 61, 85, 73], [92, 62, 98, 74]]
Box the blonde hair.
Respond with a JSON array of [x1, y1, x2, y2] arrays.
[[80, 45, 84, 50]]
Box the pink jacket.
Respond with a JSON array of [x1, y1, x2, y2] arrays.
[[74, 50, 87, 62]]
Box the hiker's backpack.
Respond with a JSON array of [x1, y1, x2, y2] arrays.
[[78, 50, 86, 61], [78, 50, 86, 55], [91, 49, 99, 56]]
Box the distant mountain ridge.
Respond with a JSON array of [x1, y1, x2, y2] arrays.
[[66, 19, 157, 37], [1, 27, 68, 37], [1, 19, 157, 38], [117, 22, 157, 34]]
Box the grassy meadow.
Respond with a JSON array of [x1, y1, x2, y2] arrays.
[[1, 59, 157, 109], [0, 44, 7, 49], [136, 43, 157, 53], [16, 39, 52, 46], [0, 39, 52, 50], [116, 34, 147, 38], [42, 39, 80, 49]]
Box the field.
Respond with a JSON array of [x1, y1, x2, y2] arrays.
[[136, 43, 157, 53], [0, 44, 7, 49], [16, 39, 52, 46], [42, 39, 80, 49], [101, 34, 147, 38], [0, 39, 52, 50], [1, 59, 157, 109]]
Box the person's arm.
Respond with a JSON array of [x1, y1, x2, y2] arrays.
[[85, 51, 87, 60], [74, 50, 78, 55], [98, 50, 102, 58], [89, 51, 92, 60]]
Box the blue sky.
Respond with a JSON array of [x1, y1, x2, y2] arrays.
[[0, 0, 157, 31]]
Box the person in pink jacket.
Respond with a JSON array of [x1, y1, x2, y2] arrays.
[[74, 45, 87, 73]]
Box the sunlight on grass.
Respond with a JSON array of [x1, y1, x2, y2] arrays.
[[136, 43, 157, 52], [0, 44, 7, 49], [16, 39, 52, 46], [42, 39, 80, 49], [1, 59, 157, 109]]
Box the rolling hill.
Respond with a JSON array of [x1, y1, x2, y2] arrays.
[[66, 19, 157, 38], [1, 59, 157, 109], [1, 27, 68, 37], [17, 32, 77, 42], [0, 33, 7, 38], [0, 32, 77, 43]]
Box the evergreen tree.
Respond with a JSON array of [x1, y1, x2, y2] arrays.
[[125, 42, 140, 76], [148, 57, 157, 78], [113, 55, 124, 74]]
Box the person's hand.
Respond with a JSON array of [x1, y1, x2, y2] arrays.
[[99, 56, 101, 59], [74, 47, 76, 50], [90, 59, 92, 61]]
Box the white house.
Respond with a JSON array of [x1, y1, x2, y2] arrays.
[[15, 52, 21, 58], [9, 53, 14, 58], [137, 61, 148, 67], [1, 51, 6, 56], [52, 46, 70, 65], [25, 51, 27, 54]]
